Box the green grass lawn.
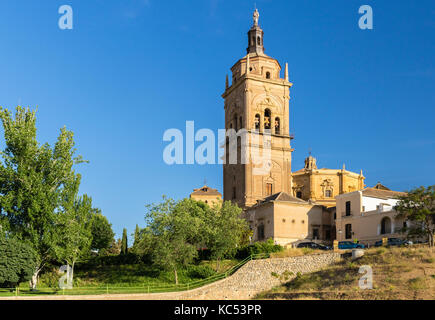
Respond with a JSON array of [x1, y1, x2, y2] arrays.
[[0, 259, 240, 297]]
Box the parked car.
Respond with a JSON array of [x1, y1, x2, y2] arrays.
[[338, 241, 365, 249], [297, 242, 332, 250], [374, 238, 413, 247]]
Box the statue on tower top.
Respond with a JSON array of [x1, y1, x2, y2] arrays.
[[253, 9, 260, 27]]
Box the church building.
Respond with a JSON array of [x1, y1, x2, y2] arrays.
[[221, 10, 366, 246]]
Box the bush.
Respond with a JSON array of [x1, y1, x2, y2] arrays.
[[186, 265, 216, 279], [76, 252, 144, 270], [0, 237, 37, 287], [235, 238, 283, 259]]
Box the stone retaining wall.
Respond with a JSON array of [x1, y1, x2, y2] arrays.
[[176, 252, 341, 300]]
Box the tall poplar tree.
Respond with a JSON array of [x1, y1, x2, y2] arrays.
[[0, 106, 86, 289]]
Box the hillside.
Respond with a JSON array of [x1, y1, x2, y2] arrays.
[[257, 246, 435, 300]]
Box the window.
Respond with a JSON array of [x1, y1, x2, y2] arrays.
[[274, 117, 280, 134], [266, 72, 271, 79], [334, 212, 336, 220], [296, 191, 302, 199], [239, 116, 243, 130], [325, 190, 332, 198], [264, 109, 271, 130], [254, 114, 260, 130], [313, 228, 319, 240], [266, 183, 273, 196], [362, 206, 365, 212], [257, 224, 265, 240], [345, 201, 351, 216], [234, 114, 238, 131], [325, 230, 331, 240], [345, 224, 352, 239], [257, 36, 261, 45]]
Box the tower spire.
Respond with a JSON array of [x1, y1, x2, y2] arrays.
[[247, 9, 264, 55]]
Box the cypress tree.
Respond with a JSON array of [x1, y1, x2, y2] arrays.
[[134, 224, 140, 246], [121, 228, 128, 255]]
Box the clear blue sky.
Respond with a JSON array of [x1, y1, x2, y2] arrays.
[[0, 1, 434, 240]]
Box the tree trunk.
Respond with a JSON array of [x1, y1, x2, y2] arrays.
[[174, 269, 178, 285], [216, 258, 221, 272], [29, 267, 40, 291], [70, 262, 75, 288]]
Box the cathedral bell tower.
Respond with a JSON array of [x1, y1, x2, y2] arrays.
[[222, 10, 294, 209]]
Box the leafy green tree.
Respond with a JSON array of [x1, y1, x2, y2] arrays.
[[91, 210, 115, 253], [0, 237, 37, 287], [121, 228, 128, 255], [395, 185, 435, 247], [0, 106, 86, 289], [144, 197, 206, 284], [53, 194, 94, 277], [205, 201, 250, 271], [105, 238, 122, 255]]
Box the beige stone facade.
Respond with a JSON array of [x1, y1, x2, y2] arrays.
[[190, 185, 222, 206], [292, 156, 365, 207], [335, 184, 408, 245], [244, 192, 334, 246], [222, 46, 293, 209]]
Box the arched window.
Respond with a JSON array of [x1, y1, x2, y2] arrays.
[[234, 114, 238, 131], [257, 36, 261, 45], [274, 117, 280, 134], [266, 72, 271, 79], [239, 116, 243, 130], [325, 190, 332, 198], [381, 217, 391, 234], [254, 114, 260, 130], [264, 109, 271, 130]]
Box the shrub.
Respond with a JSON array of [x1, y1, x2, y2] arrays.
[[76, 252, 143, 270], [235, 238, 283, 259], [186, 265, 216, 279], [0, 237, 37, 287]]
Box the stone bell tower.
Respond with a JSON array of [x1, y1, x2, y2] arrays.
[[222, 9, 294, 209]]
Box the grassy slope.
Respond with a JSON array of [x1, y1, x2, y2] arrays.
[[257, 246, 435, 300], [0, 259, 239, 296]]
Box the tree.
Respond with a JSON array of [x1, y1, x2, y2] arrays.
[[0, 106, 87, 289], [53, 194, 94, 279], [205, 201, 250, 271], [0, 237, 37, 288], [144, 197, 206, 284], [121, 228, 128, 255], [91, 210, 115, 253], [133, 224, 140, 247], [105, 238, 122, 255], [395, 185, 435, 247]]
